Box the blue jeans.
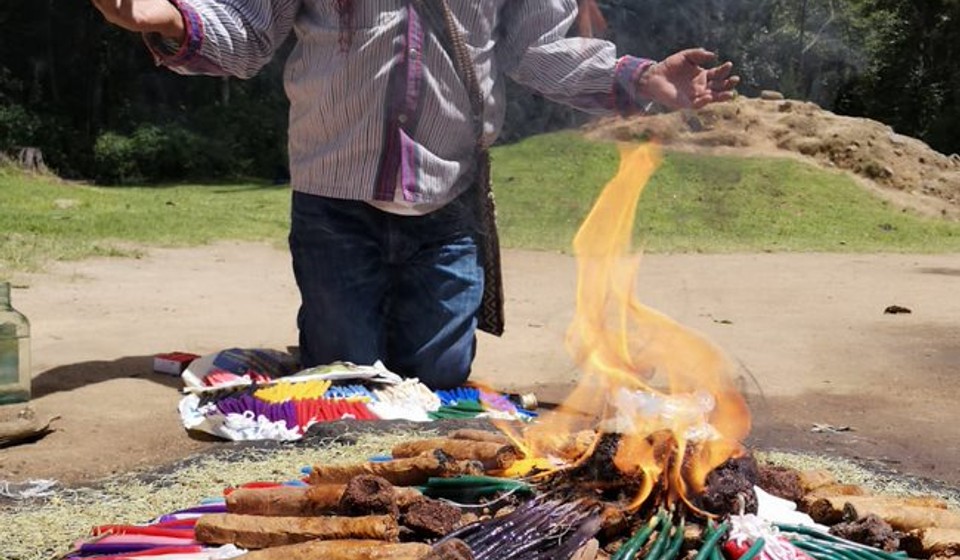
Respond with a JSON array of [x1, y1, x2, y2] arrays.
[[289, 191, 483, 390]]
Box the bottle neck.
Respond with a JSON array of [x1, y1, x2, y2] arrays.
[[0, 283, 11, 310]]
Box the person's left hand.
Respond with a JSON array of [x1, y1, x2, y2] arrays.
[[638, 48, 740, 110]]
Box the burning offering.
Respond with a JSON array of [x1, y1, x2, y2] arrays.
[[60, 143, 958, 560], [494, 143, 751, 517]]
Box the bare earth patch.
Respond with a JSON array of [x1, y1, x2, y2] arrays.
[[3, 97, 959, 506], [0, 244, 958, 491], [586, 97, 960, 219]]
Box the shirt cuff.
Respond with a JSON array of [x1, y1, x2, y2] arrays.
[[142, 0, 204, 67], [613, 56, 656, 116]]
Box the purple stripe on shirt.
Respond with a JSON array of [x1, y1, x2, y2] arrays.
[[373, 18, 410, 201], [143, 0, 227, 75], [400, 130, 419, 202], [400, 5, 426, 202], [166, 0, 204, 65]]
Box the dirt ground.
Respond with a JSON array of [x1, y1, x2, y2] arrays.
[[0, 243, 957, 488], [5, 95, 959, 491]]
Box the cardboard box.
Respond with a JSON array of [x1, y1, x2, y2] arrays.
[[154, 352, 200, 376]]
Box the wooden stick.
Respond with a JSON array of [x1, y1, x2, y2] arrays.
[[238, 539, 432, 560], [195, 514, 399, 549], [807, 496, 959, 530], [309, 451, 482, 486], [391, 439, 520, 471]]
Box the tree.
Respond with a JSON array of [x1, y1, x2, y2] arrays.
[[1, 1, 957, 181], [836, 0, 960, 153]]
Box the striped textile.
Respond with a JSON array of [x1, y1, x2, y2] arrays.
[[146, 0, 654, 209]]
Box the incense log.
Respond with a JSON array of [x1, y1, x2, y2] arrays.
[[401, 497, 464, 538], [391, 438, 520, 471], [225, 481, 423, 516], [902, 528, 960, 558], [683, 525, 707, 549], [394, 486, 425, 508], [226, 485, 342, 516], [598, 504, 629, 537], [309, 450, 483, 486], [804, 484, 871, 499], [339, 475, 399, 517], [571, 539, 600, 560], [830, 514, 901, 551], [807, 496, 959, 530], [797, 469, 839, 493], [557, 430, 599, 462], [757, 465, 805, 502], [448, 429, 511, 445], [195, 513, 399, 549], [237, 539, 432, 560], [424, 539, 474, 560]]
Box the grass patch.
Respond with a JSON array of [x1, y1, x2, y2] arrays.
[[0, 432, 427, 560], [0, 174, 289, 275], [3, 131, 960, 277], [492, 132, 960, 253]]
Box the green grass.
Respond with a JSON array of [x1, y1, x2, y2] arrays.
[[3, 131, 960, 276], [0, 168, 290, 274], [493, 131, 960, 252]]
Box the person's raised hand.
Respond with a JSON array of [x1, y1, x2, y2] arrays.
[[91, 0, 185, 41], [638, 48, 740, 110]]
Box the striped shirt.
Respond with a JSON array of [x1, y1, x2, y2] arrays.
[[147, 0, 653, 210]]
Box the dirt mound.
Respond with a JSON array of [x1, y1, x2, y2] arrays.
[[585, 96, 960, 219]]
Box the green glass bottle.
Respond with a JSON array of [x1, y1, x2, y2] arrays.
[[0, 282, 31, 404]]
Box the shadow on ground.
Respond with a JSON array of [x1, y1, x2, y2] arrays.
[[748, 391, 960, 488], [31, 356, 181, 399]]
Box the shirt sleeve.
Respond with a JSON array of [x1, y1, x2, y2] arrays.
[[143, 0, 300, 79], [496, 0, 654, 116]]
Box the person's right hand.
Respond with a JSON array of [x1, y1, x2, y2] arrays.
[[638, 48, 739, 111], [91, 0, 186, 41]]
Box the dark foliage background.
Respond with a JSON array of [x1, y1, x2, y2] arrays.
[[0, 0, 957, 183]]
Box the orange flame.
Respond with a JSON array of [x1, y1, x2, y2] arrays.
[[500, 143, 751, 511]]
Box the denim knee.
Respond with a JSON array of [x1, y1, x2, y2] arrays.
[[397, 336, 475, 390]]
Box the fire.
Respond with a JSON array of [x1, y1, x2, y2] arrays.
[[498, 143, 751, 512]]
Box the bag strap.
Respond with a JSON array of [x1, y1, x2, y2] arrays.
[[410, 0, 505, 336], [411, 0, 485, 145]]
